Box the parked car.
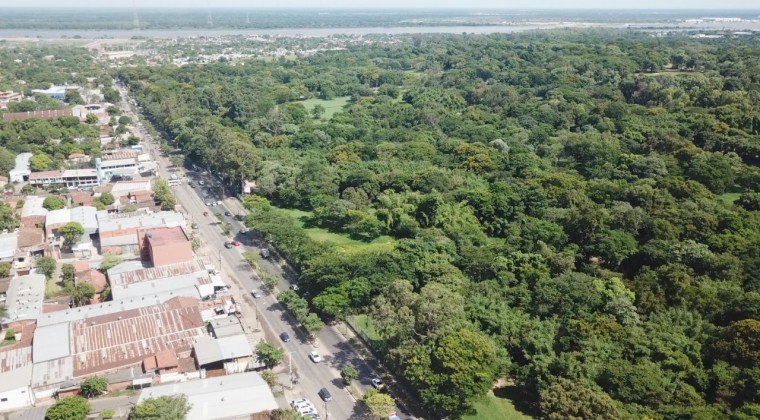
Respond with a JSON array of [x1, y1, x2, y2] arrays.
[[290, 284, 299, 291], [260, 248, 270, 258], [318, 388, 332, 402], [290, 399, 310, 409], [224, 211, 232, 217], [239, 228, 248, 234], [371, 378, 385, 390], [199, 180, 205, 185], [251, 290, 261, 299], [224, 242, 233, 249], [280, 332, 290, 342], [191, 223, 198, 229], [309, 351, 321, 363], [231, 240, 241, 246]]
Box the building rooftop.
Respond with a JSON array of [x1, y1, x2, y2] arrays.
[[17, 226, 44, 249], [31, 356, 74, 391], [12, 153, 33, 173], [69, 206, 98, 231], [32, 323, 71, 363], [76, 269, 107, 294], [70, 297, 205, 377], [45, 208, 70, 227], [3, 274, 46, 323], [0, 363, 32, 394], [0, 346, 32, 374], [193, 335, 253, 367], [107, 259, 207, 301], [208, 317, 244, 339], [21, 196, 47, 219], [0, 231, 18, 260], [97, 210, 185, 234], [145, 226, 188, 247], [137, 371, 278, 420]]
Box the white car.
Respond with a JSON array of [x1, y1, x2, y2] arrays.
[[309, 351, 321, 363], [292, 402, 316, 412]]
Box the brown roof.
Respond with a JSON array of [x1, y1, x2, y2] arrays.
[[73, 261, 89, 272], [70, 297, 204, 377], [68, 153, 87, 159], [0, 279, 11, 294], [145, 227, 188, 247], [43, 303, 70, 313], [17, 226, 44, 248], [2, 108, 74, 122], [29, 170, 63, 180], [154, 348, 179, 369], [142, 355, 157, 371], [75, 269, 107, 293], [72, 194, 94, 207]]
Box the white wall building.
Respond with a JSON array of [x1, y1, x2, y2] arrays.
[[9, 153, 32, 183]]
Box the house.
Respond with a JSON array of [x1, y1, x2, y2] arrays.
[[140, 226, 193, 267], [0, 347, 34, 412], [142, 349, 179, 376], [0, 91, 22, 109], [207, 316, 245, 339], [1, 274, 45, 324], [74, 269, 107, 304], [44, 206, 98, 252], [66, 153, 89, 164], [71, 192, 94, 207], [96, 210, 185, 256], [106, 259, 210, 301], [0, 232, 18, 264], [28, 169, 99, 189], [192, 335, 255, 375], [15, 226, 45, 275], [136, 371, 278, 420], [0, 279, 10, 303], [9, 153, 33, 184], [20, 196, 47, 228]]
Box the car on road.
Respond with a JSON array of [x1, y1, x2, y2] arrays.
[[280, 332, 290, 342], [371, 378, 385, 391], [231, 240, 241, 247], [309, 351, 321, 363], [224, 242, 233, 249], [191, 223, 198, 229], [251, 290, 261, 298], [290, 284, 299, 291], [199, 180, 205, 185], [260, 248, 270, 259], [318, 388, 332, 402], [224, 211, 232, 217], [205, 202, 212, 206]]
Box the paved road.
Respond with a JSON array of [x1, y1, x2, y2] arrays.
[[116, 84, 388, 420]]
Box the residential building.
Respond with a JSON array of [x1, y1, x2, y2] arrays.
[[0, 91, 22, 109], [96, 210, 185, 256], [20, 196, 47, 228], [106, 259, 210, 301], [74, 269, 107, 304], [0, 231, 18, 263], [9, 153, 32, 184], [207, 317, 244, 339], [192, 335, 255, 375], [1, 274, 45, 324], [136, 371, 278, 420], [142, 349, 179, 376], [0, 347, 34, 412], [28, 169, 99, 189], [44, 206, 98, 256], [140, 227, 192, 266]]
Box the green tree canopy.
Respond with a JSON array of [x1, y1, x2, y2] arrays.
[[129, 394, 191, 420]]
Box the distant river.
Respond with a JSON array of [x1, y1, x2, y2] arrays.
[[0, 24, 622, 39]]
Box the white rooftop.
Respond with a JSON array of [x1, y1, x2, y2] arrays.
[[97, 210, 185, 234], [12, 153, 33, 173], [3, 274, 45, 323], [45, 208, 70, 227], [193, 335, 253, 367], [107, 260, 207, 301], [21, 196, 47, 219], [33, 323, 71, 363], [0, 364, 32, 394], [137, 371, 278, 420], [31, 356, 74, 390], [0, 231, 18, 260]]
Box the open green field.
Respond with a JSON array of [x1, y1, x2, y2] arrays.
[[463, 391, 533, 420], [277, 207, 395, 254], [719, 192, 741, 206], [296, 96, 350, 120]]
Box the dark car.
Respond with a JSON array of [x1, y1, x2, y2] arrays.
[[224, 211, 232, 217], [280, 332, 290, 342], [318, 387, 332, 402]]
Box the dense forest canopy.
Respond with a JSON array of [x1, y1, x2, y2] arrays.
[[119, 31, 760, 419]]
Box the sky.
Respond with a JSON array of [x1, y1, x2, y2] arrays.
[[1, 1, 759, 9]]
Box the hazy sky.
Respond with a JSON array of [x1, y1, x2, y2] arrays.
[[2, 1, 759, 9]]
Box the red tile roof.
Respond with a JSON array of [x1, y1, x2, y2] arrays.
[[43, 303, 70, 313], [76, 269, 107, 293], [17, 226, 44, 248]]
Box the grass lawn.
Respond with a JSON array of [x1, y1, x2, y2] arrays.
[[296, 96, 350, 120], [45, 278, 64, 299], [277, 207, 395, 254], [348, 314, 383, 342], [463, 390, 533, 420], [719, 192, 741, 206]]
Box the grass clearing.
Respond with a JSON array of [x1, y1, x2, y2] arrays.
[[277, 207, 395, 254], [295, 96, 350, 120], [464, 390, 534, 420], [45, 278, 64, 299], [719, 192, 741, 206]]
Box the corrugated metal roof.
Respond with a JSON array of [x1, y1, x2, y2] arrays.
[[0, 231, 18, 260], [3, 274, 46, 323], [137, 371, 278, 420], [0, 364, 32, 393], [193, 335, 253, 367], [31, 356, 73, 390], [208, 317, 244, 339], [0, 346, 32, 373]]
